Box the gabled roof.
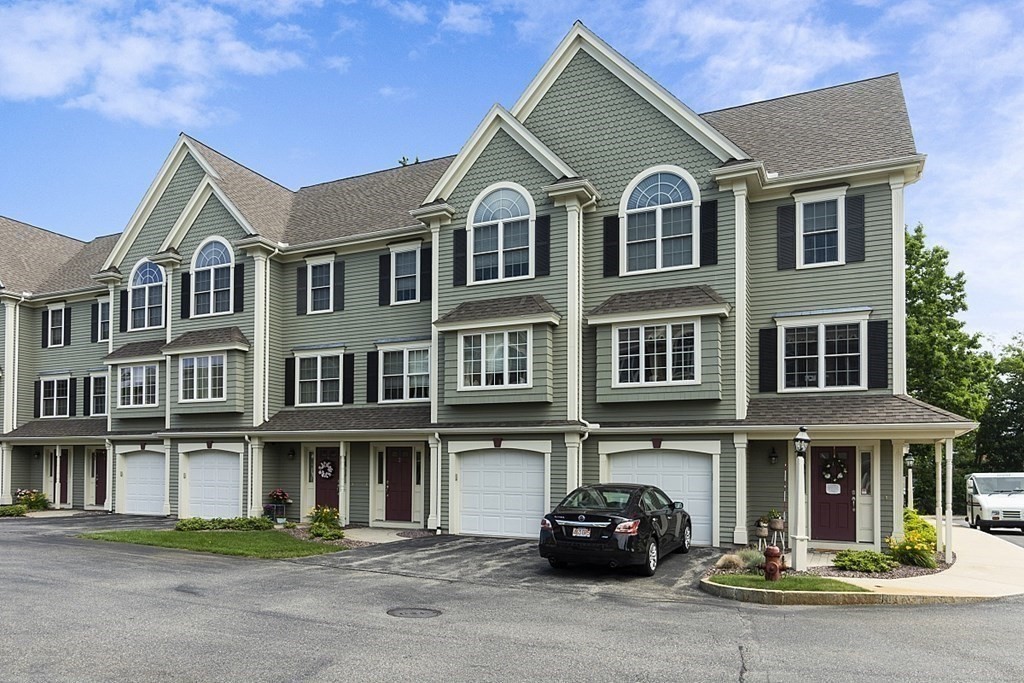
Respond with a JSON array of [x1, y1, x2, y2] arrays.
[[701, 74, 917, 178], [0, 216, 84, 294], [36, 233, 121, 295]]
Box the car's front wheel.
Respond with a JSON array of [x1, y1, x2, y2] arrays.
[[674, 523, 692, 554], [548, 558, 568, 569], [640, 538, 659, 576]]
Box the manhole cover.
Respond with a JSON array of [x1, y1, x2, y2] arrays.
[[387, 607, 442, 619]]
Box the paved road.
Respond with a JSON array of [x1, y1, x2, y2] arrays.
[[2, 515, 1024, 682]]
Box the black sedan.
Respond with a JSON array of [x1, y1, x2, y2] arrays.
[[538, 483, 692, 576]]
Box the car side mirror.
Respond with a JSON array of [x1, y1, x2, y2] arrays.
[[673, 501, 684, 510]]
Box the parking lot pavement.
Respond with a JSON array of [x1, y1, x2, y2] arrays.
[[294, 535, 719, 602]]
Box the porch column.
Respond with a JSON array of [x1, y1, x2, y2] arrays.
[[792, 448, 809, 570], [732, 434, 748, 545], [564, 433, 581, 494], [248, 438, 264, 518], [338, 440, 349, 526], [428, 434, 441, 532], [0, 442, 12, 504], [945, 437, 954, 563], [893, 440, 906, 540], [934, 441, 944, 553], [104, 439, 114, 512]]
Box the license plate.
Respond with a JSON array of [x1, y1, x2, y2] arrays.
[[572, 527, 590, 538]]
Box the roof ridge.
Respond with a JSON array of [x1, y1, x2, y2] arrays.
[[0, 214, 86, 244], [182, 133, 295, 194], [701, 73, 901, 116], [297, 154, 458, 191]]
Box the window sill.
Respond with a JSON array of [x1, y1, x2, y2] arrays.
[[179, 398, 228, 404], [794, 260, 846, 270], [611, 380, 701, 389], [191, 310, 234, 319], [456, 384, 533, 392], [468, 274, 535, 286], [378, 398, 431, 404], [777, 386, 868, 393], [306, 308, 334, 315], [127, 325, 165, 332], [620, 263, 699, 277], [117, 404, 160, 409]]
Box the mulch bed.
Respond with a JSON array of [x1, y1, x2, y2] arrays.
[[278, 525, 373, 549], [706, 551, 954, 580]]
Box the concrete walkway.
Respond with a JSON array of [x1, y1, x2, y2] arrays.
[[341, 526, 409, 544]]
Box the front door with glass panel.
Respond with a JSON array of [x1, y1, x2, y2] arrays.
[[50, 448, 71, 508]]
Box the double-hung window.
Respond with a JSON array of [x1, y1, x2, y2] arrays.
[[180, 355, 225, 402], [796, 187, 846, 268], [615, 320, 699, 386], [97, 299, 110, 342], [91, 373, 108, 416], [380, 346, 430, 402], [129, 260, 164, 330], [392, 246, 419, 303], [780, 319, 865, 390], [193, 239, 233, 316], [297, 354, 341, 405], [119, 364, 158, 407], [622, 168, 699, 274], [48, 306, 65, 347], [470, 186, 533, 283], [40, 377, 70, 417], [460, 329, 529, 388], [307, 256, 334, 313]]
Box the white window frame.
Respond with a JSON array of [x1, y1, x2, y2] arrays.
[[40, 376, 70, 418], [128, 259, 165, 331], [191, 236, 234, 318], [97, 298, 110, 343], [466, 182, 536, 285], [295, 352, 343, 405], [619, 165, 701, 276], [795, 186, 847, 269], [611, 318, 701, 388], [776, 311, 868, 392], [179, 354, 227, 403], [457, 327, 532, 391], [48, 303, 65, 348], [390, 243, 420, 305], [378, 344, 430, 403], [90, 371, 109, 416], [306, 254, 334, 314], [118, 364, 159, 408]]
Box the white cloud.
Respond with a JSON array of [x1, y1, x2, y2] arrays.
[[212, 0, 324, 17], [0, 1, 302, 126], [373, 0, 428, 24], [440, 3, 492, 35], [378, 85, 414, 100], [261, 22, 314, 43], [325, 55, 352, 73]]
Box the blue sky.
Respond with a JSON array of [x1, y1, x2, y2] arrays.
[[1, 0, 1022, 347]]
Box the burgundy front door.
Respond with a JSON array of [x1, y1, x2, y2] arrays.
[[810, 446, 857, 541], [52, 449, 70, 506], [314, 447, 340, 509], [94, 450, 107, 506], [385, 447, 413, 521]]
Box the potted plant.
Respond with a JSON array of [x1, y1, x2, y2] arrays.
[[755, 515, 769, 537], [267, 489, 291, 523], [768, 509, 785, 531]]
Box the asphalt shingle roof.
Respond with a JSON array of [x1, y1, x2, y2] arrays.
[[257, 405, 431, 432], [437, 295, 558, 326], [743, 394, 972, 426], [37, 233, 121, 294], [588, 285, 727, 318], [162, 326, 250, 353], [0, 216, 84, 294], [104, 339, 166, 361], [701, 74, 917, 177], [4, 418, 108, 438]]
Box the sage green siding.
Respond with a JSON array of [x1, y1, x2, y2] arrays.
[[746, 440, 788, 534], [881, 440, 894, 538], [718, 437, 737, 546], [109, 359, 166, 426], [267, 260, 289, 417], [11, 446, 41, 492], [436, 128, 567, 423], [168, 443, 179, 516], [168, 350, 247, 427], [442, 324, 554, 405], [349, 442, 371, 524], [748, 184, 894, 396], [71, 446, 85, 508], [263, 442, 302, 521]]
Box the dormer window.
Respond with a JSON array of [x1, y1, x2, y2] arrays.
[[192, 238, 233, 316], [621, 167, 700, 274], [469, 184, 534, 283], [129, 260, 164, 330]]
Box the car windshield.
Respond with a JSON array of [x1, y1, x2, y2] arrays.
[[560, 487, 634, 511], [975, 477, 1024, 494]]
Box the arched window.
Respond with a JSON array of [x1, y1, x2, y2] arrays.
[[469, 184, 534, 283], [621, 168, 700, 273], [129, 260, 164, 330], [192, 238, 233, 316]]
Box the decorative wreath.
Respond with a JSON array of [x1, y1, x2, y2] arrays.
[[317, 460, 335, 479], [821, 458, 848, 482]]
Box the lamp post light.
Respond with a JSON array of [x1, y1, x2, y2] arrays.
[[904, 449, 915, 511], [791, 427, 811, 570]]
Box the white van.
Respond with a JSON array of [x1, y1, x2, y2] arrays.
[[966, 473, 1024, 532]]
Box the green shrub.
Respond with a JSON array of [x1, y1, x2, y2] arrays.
[[15, 489, 49, 511], [284, 521, 297, 529], [309, 523, 345, 541], [175, 517, 213, 531], [903, 508, 937, 545], [309, 505, 341, 527], [174, 516, 274, 532], [832, 549, 898, 573], [225, 517, 274, 531], [887, 531, 937, 568], [0, 504, 28, 517], [737, 548, 765, 569]]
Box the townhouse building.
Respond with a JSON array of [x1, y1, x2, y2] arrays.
[[0, 23, 973, 552]]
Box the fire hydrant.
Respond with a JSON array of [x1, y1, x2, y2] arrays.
[[759, 545, 787, 581]]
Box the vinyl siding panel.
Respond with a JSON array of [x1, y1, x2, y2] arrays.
[[719, 437, 736, 546], [349, 442, 371, 524], [11, 446, 42, 492], [267, 260, 289, 418], [169, 350, 246, 424], [263, 443, 302, 521], [746, 440, 788, 534], [168, 443, 179, 516], [442, 324, 554, 406], [71, 446, 85, 508], [880, 440, 894, 538]]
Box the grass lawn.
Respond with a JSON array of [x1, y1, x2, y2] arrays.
[[708, 573, 868, 592], [81, 530, 342, 559]]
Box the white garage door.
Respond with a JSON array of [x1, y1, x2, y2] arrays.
[[124, 452, 165, 516], [610, 450, 713, 546], [189, 451, 240, 519], [460, 450, 545, 538]]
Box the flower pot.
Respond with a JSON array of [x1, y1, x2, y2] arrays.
[[276, 517, 287, 524], [755, 526, 769, 538], [768, 518, 785, 531]]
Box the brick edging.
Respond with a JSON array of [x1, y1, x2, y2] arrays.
[[699, 578, 995, 606]]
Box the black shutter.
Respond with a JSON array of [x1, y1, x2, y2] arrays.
[[295, 266, 307, 315], [233, 262, 245, 313], [284, 358, 296, 406], [777, 205, 796, 270], [63, 308, 71, 346], [419, 246, 432, 301], [342, 353, 355, 404], [603, 216, 619, 277], [366, 351, 379, 403], [82, 376, 92, 417], [69, 378, 77, 417], [180, 272, 191, 319], [333, 258, 345, 312], [452, 229, 467, 287], [378, 254, 391, 306], [867, 320, 888, 389], [700, 200, 718, 266], [90, 303, 99, 343], [758, 328, 778, 393], [535, 215, 551, 276], [846, 195, 865, 263], [119, 289, 129, 332], [41, 310, 49, 348], [33, 381, 41, 418]]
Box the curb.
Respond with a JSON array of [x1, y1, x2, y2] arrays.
[[699, 578, 995, 605]]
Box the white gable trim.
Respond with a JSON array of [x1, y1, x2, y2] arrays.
[[423, 105, 576, 204], [511, 23, 746, 163], [157, 177, 256, 254]]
